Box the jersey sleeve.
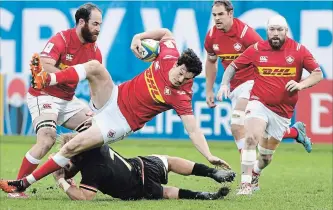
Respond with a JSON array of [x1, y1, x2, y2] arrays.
[[232, 44, 256, 70], [171, 82, 194, 116], [158, 39, 180, 59], [242, 26, 263, 48], [40, 33, 66, 61], [79, 165, 102, 193], [204, 29, 215, 56], [301, 45, 321, 73], [95, 46, 103, 63]]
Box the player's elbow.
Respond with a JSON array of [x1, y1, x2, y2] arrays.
[[162, 28, 173, 37]]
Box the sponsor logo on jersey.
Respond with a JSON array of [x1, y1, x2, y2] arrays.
[[107, 129, 116, 138], [233, 43, 242, 51], [259, 56, 268, 63], [58, 63, 69, 70], [66, 54, 74, 61], [42, 104, 52, 109], [164, 86, 171, 95], [144, 66, 165, 103], [258, 67, 296, 77], [217, 54, 240, 61]]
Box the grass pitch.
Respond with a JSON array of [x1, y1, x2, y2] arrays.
[[0, 136, 332, 210]]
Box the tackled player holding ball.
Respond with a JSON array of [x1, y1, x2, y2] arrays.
[[0, 28, 231, 194]]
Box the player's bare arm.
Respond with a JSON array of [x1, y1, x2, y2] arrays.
[[216, 64, 236, 101], [286, 70, 323, 92], [131, 28, 173, 58], [40, 57, 61, 73], [205, 54, 218, 108], [52, 168, 96, 200], [180, 115, 231, 169]]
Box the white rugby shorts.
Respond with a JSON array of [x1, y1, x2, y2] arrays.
[[229, 80, 254, 109], [92, 85, 132, 144], [26, 93, 86, 129], [245, 100, 291, 141]]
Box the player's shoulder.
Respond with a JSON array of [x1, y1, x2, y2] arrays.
[[286, 38, 304, 52], [205, 25, 217, 40]]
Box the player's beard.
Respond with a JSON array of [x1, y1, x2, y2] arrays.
[[268, 37, 285, 50], [81, 23, 99, 43]]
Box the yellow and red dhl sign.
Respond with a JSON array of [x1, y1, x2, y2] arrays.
[[144, 67, 165, 103], [0, 74, 3, 135], [258, 67, 296, 77], [217, 54, 241, 61]]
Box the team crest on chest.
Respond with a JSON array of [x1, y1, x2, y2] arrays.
[[233, 43, 242, 51], [286, 56, 294, 64], [213, 44, 219, 51], [164, 86, 171, 95]]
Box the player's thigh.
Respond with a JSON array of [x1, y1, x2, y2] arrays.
[[26, 93, 59, 133], [62, 106, 91, 131], [84, 61, 115, 110], [231, 98, 248, 127], [265, 109, 291, 142], [259, 136, 281, 151], [244, 101, 268, 146], [60, 124, 104, 157]]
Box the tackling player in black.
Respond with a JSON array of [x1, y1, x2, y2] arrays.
[[49, 134, 236, 200]]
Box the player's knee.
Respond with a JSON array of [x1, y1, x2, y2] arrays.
[[245, 134, 258, 148], [231, 124, 243, 139], [62, 140, 81, 155], [36, 128, 57, 152], [86, 60, 102, 75]]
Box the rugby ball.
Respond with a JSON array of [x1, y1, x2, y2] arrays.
[[139, 39, 160, 62]]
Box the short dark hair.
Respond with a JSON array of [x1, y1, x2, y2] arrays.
[[75, 3, 102, 25], [177, 48, 202, 77], [212, 0, 234, 12]]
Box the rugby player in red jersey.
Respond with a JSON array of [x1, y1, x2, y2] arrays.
[[205, 0, 312, 156], [0, 28, 231, 193], [217, 15, 323, 195], [9, 3, 102, 198]]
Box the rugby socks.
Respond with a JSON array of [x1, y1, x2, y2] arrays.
[[16, 152, 41, 179], [253, 160, 262, 174], [191, 163, 215, 177], [24, 153, 70, 186], [178, 189, 200, 199], [241, 149, 256, 184], [46, 64, 86, 86], [283, 127, 298, 139], [236, 138, 245, 153]]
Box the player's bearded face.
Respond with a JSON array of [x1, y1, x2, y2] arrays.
[[81, 22, 99, 43], [169, 64, 194, 87], [267, 26, 287, 50]]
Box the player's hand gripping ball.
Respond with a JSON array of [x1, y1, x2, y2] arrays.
[[139, 39, 160, 62]]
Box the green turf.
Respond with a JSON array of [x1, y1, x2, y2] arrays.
[[0, 136, 332, 210]]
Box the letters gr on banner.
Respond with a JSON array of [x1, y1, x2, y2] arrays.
[[296, 80, 332, 144]]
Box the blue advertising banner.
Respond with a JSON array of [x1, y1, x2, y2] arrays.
[[1, 1, 332, 140]]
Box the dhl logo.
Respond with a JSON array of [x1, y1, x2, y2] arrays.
[[217, 54, 241, 61], [144, 66, 165, 103], [58, 63, 69, 70], [258, 67, 296, 77]]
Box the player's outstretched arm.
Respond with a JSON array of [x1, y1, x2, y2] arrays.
[[205, 55, 218, 108], [52, 168, 96, 200], [180, 115, 231, 169]]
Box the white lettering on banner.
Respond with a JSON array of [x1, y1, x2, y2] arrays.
[[166, 109, 182, 134], [301, 11, 332, 79], [0, 8, 15, 74], [138, 101, 232, 136], [310, 93, 333, 135], [195, 101, 212, 135], [239, 8, 294, 38], [96, 9, 126, 66], [141, 8, 163, 31], [22, 9, 70, 74], [214, 103, 232, 136]]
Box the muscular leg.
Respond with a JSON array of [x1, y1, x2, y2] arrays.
[[16, 113, 57, 179], [239, 117, 267, 194], [231, 98, 248, 153]]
